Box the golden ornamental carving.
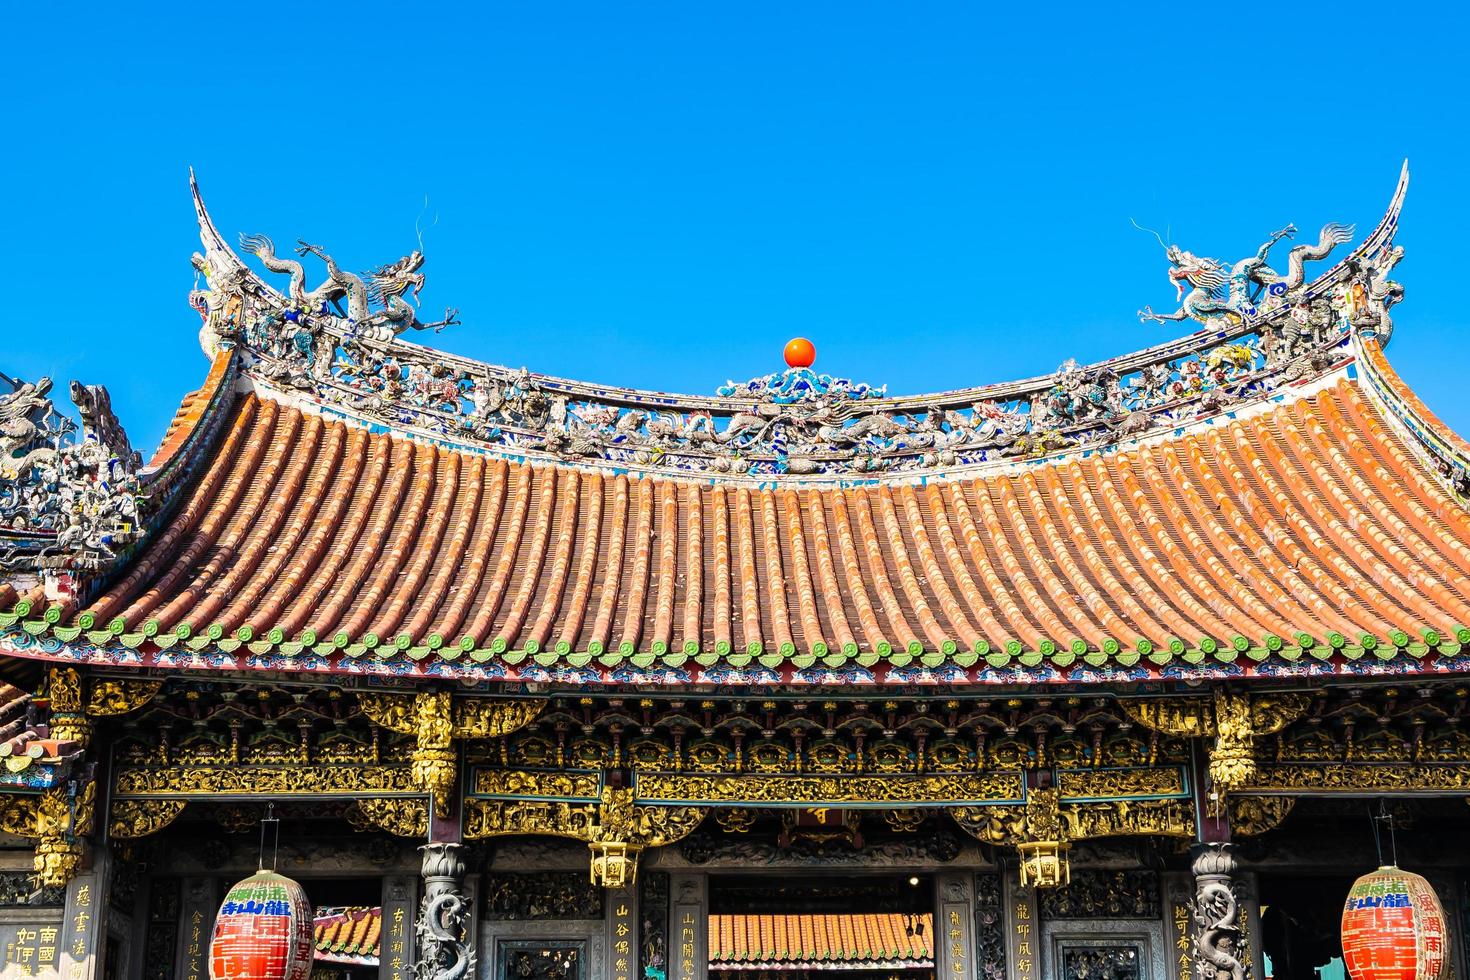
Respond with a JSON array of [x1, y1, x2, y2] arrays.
[[410, 691, 455, 818], [113, 764, 418, 797], [109, 799, 187, 839], [0, 796, 38, 836], [453, 698, 547, 738], [32, 783, 94, 889], [465, 799, 600, 841], [1016, 787, 1068, 889], [1244, 763, 1470, 793], [714, 808, 759, 833], [473, 768, 602, 800], [1056, 767, 1185, 800], [86, 679, 163, 717], [47, 667, 90, 748], [352, 798, 429, 838], [1121, 698, 1216, 738], [882, 809, 928, 833], [1060, 798, 1195, 840], [952, 797, 1195, 846], [634, 772, 1023, 806], [1210, 692, 1312, 800], [357, 693, 545, 739], [356, 693, 417, 733], [1227, 796, 1296, 836]]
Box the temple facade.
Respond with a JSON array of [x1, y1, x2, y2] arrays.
[[0, 163, 1465, 980]]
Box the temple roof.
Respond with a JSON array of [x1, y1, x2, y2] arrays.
[[5, 164, 1470, 688], [709, 913, 933, 970]]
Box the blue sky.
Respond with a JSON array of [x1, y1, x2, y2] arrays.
[[2, 3, 1466, 451]]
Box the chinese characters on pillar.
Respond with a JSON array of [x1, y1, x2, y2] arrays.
[[609, 891, 635, 980], [678, 909, 697, 980], [949, 907, 969, 977], [1173, 902, 1193, 980], [388, 905, 407, 980], [1014, 897, 1033, 980]]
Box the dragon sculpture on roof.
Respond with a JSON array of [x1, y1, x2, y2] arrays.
[[1138, 221, 1355, 326]]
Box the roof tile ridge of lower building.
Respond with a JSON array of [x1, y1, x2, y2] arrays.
[[549, 469, 605, 653]]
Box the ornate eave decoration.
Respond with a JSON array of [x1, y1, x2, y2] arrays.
[[185, 165, 1410, 484]]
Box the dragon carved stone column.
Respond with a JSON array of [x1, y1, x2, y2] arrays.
[[1191, 843, 1250, 980], [415, 842, 474, 980]]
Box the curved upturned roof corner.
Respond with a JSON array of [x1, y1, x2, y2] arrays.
[[6, 162, 1470, 690]]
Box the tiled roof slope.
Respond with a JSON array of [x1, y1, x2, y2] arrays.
[[7, 342, 1470, 687], [709, 913, 932, 967]]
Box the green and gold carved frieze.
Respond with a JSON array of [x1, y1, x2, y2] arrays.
[[472, 768, 603, 801], [1055, 767, 1187, 800]]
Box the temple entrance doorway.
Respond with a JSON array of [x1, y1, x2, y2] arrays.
[[706, 872, 935, 980]]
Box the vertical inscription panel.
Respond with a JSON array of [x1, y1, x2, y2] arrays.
[[670, 873, 708, 980], [172, 879, 216, 980], [937, 873, 975, 980], [380, 874, 417, 980], [1005, 877, 1039, 980], [605, 885, 637, 980]]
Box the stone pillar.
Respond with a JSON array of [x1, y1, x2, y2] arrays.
[[606, 881, 639, 980], [381, 874, 419, 980], [416, 843, 473, 980], [669, 873, 708, 980], [174, 877, 218, 980], [58, 850, 110, 980], [1190, 842, 1253, 980], [1002, 870, 1038, 980], [935, 871, 976, 980]]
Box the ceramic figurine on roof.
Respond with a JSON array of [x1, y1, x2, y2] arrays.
[[0, 375, 142, 573], [1138, 219, 1356, 326]]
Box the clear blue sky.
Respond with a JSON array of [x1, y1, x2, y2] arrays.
[[3, 2, 1466, 451]]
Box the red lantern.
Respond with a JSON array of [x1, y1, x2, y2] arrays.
[[784, 337, 816, 369], [1342, 866, 1448, 980], [209, 870, 314, 980]]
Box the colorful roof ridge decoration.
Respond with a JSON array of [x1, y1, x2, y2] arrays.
[[708, 913, 933, 969], [0, 682, 79, 790], [5, 162, 1469, 688], [313, 906, 380, 967]]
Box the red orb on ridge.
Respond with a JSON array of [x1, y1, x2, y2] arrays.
[[784, 337, 816, 369]]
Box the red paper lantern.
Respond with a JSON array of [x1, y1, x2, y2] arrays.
[[784, 337, 816, 369], [1342, 866, 1448, 980], [209, 870, 314, 980]]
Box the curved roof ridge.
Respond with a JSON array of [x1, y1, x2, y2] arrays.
[[185, 164, 1410, 484]]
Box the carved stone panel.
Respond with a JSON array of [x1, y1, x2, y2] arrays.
[[1040, 871, 1161, 919], [483, 873, 603, 920], [494, 940, 585, 980]]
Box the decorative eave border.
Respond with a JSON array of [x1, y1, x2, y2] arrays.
[[2, 624, 1466, 689]]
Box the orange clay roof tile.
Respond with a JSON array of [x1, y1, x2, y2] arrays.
[[44, 373, 1470, 676]]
